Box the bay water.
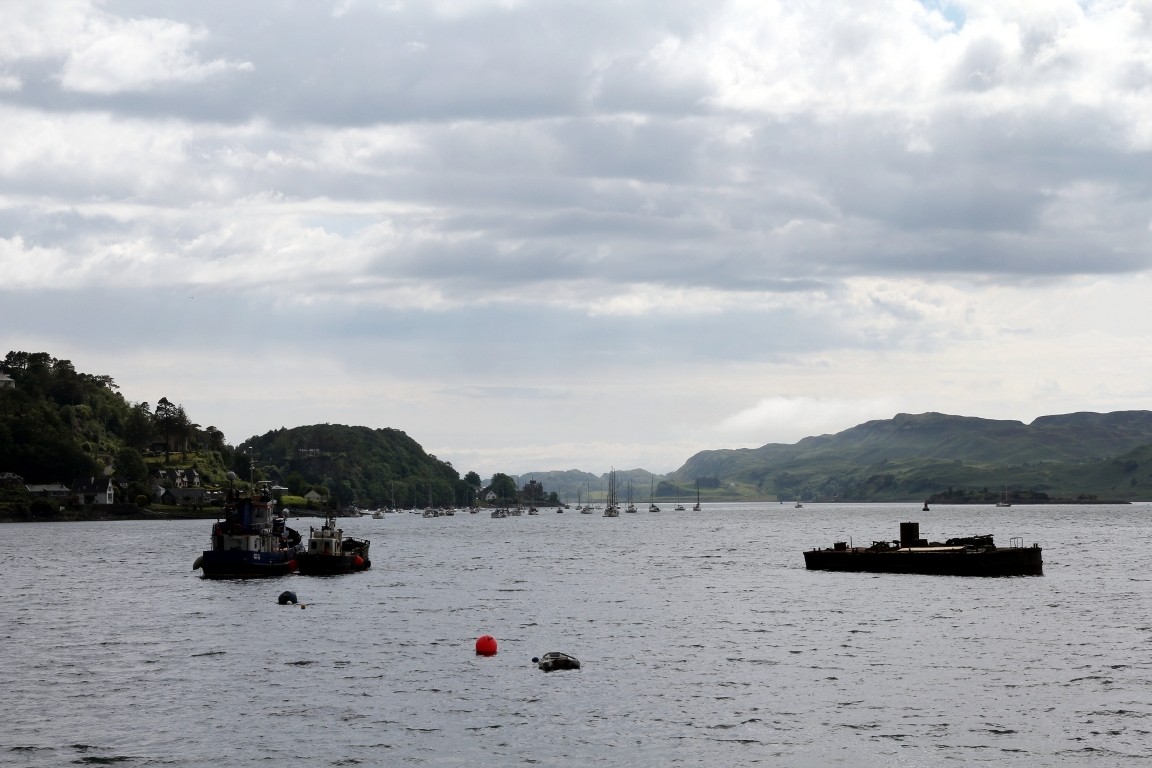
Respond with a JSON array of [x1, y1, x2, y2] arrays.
[[3, 503, 1150, 766]]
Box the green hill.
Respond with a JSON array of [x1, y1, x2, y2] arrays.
[[237, 424, 469, 509], [0, 351, 469, 517], [669, 411, 1152, 502], [0, 351, 237, 519]]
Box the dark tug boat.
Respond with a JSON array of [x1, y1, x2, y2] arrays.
[[804, 522, 1043, 577], [194, 480, 303, 579], [296, 512, 371, 575]]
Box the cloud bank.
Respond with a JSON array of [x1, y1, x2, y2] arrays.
[[3, 0, 1151, 475]]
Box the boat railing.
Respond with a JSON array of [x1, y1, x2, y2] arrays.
[[1009, 536, 1024, 548]]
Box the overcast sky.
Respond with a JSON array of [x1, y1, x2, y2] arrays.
[[3, 0, 1151, 477]]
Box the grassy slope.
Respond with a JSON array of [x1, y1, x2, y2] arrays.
[[669, 412, 1152, 501]]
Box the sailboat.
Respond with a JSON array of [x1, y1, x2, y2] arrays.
[[603, 469, 620, 517], [692, 479, 701, 511], [674, 487, 685, 511], [995, 484, 1012, 508], [625, 479, 638, 513], [648, 477, 660, 512]]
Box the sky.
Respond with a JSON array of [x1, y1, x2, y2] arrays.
[[2, 0, 1152, 478]]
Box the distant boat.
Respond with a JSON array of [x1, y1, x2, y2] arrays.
[[693, 479, 701, 511], [996, 485, 1012, 507], [648, 477, 660, 512], [795, 501, 803, 508]]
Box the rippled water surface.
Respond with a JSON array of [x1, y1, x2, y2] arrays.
[[4, 503, 1151, 766]]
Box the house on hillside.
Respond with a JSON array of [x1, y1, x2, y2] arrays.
[[304, 490, 325, 503], [0, 372, 14, 389], [72, 477, 114, 505], [26, 482, 70, 499], [154, 468, 201, 488], [161, 487, 208, 506]]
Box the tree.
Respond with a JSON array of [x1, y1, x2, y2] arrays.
[[489, 473, 517, 502], [204, 426, 226, 452], [124, 402, 153, 449], [154, 397, 180, 460], [464, 471, 482, 487], [115, 447, 149, 483]]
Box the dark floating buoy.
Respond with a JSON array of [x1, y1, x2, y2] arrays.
[[922, 501, 930, 511], [534, 652, 581, 672], [278, 591, 297, 605], [192, 555, 204, 571], [475, 635, 498, 656]]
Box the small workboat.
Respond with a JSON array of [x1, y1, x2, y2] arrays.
[[295, 512, 371, 575]]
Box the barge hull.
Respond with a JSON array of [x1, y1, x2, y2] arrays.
[[803, 546, 1043, 577]]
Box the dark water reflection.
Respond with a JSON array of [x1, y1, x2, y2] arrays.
[[3, 503, 1150, 766]]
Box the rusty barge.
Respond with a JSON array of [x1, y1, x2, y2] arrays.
[[803, 522, 1043, 577]]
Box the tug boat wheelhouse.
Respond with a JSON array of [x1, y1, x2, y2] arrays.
[[296, 513, 371, 576], [195, 480, 303, 579]]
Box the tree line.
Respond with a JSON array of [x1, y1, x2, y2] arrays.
[[0, 351, 556, 514], [0, 351, 230, 485]]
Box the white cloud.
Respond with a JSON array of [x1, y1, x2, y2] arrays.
[[59, 16, 252, 93], [716, 396, 902, 444]]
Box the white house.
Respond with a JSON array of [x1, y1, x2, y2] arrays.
[[72, 477, 114, 505]]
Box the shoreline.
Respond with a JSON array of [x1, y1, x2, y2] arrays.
[[1, 497, 1139, 523]]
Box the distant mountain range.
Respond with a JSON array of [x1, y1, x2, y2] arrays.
[[652, 411, 1152, 502]]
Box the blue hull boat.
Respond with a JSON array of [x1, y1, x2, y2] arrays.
[[194, 481, 302, 579]]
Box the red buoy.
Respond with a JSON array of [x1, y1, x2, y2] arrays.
[[475, 634, 498, 656], [352, 555, 364, 568], [287, 560, 298, 571]]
